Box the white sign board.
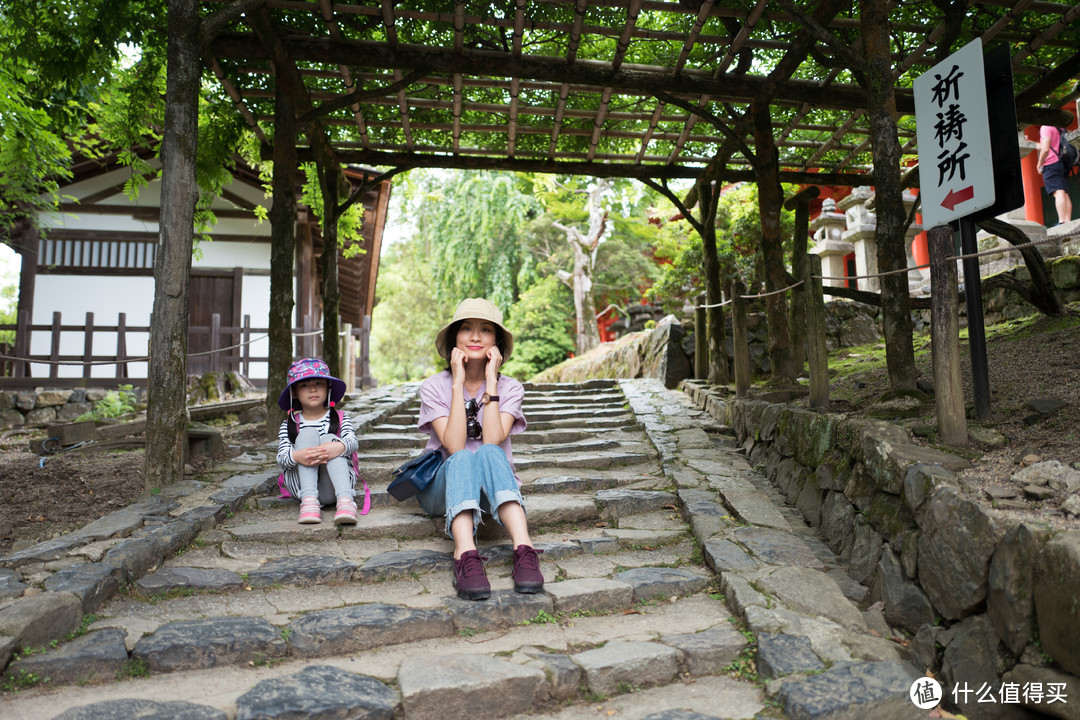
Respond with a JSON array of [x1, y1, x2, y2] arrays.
[[914, 40, 995, 228]]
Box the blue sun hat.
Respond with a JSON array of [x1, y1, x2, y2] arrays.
[[277, 358, 347, 411]]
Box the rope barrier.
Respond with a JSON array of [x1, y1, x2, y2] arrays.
[[692, 279, 806, 309], [944, 234, 1062, 262], [815, 264, 929, 281], [0, 327, 337, 367]]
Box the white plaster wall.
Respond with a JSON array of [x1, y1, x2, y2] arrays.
[[239, 274, 271, 381], [193, 240, 271, 270], [30, 275, 153, 378]]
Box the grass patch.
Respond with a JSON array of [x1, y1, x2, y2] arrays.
[[2, 668, 49, 692], [116, 658, 151, 680]]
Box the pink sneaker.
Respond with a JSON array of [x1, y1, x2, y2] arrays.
[[298, 496, 322, 524], [334, 496, 358, 525]]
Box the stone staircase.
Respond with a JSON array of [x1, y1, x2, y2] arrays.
[[0, 380, 928, 720]]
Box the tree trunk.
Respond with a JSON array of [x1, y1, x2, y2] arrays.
[[569, 236, 601, 355], [554, 181, 607, 355], [144, 0, 199, 490], [861, 0, 917, 390], [266, 84, 297, 438], [977, 218, 1065, 316], [320, 164, 342, 379], [751, 98, 797, 380], [698, 177, 729, 384], [787, 187, 818, 373]]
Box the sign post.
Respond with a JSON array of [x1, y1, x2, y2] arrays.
[[915, 39, 1005, 422]]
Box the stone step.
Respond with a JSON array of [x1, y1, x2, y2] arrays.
[[7, 563, 718, 690], [0, 379, 924, 720]]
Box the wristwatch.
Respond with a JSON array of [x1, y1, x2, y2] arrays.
[[481, 393, 500, 405]]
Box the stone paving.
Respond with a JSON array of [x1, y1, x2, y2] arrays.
[[0, 379, 929, 719]]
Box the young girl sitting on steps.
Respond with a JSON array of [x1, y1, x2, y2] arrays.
[[276, 358, 362, 525]]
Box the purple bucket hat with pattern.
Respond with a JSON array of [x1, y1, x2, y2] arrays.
[[277, 358, 347, 411]]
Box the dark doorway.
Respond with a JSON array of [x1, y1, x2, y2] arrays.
[[188, 268, 243, 374]]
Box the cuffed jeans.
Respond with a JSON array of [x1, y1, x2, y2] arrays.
[[417, 444, 526, 538], [294, 427, 355, 505]]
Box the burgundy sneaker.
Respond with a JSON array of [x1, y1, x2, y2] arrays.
[[453, 550, 491, 601], [512, 545, 544, 593]]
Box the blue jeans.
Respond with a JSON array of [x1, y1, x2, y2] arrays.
[[417, 444, 526, 538]]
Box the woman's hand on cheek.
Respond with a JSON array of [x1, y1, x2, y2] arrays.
[[450, 347, 467, 382], [485, 346, 503, 377]]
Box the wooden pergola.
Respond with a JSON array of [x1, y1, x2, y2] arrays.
[[204, 0, 1079, 186]]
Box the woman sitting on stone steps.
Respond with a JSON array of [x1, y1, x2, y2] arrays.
[[416, 297, 544, 601]]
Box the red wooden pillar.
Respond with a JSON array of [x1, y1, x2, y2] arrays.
[[910, 188, 929, 267], [1022, 125, 1045, 225]]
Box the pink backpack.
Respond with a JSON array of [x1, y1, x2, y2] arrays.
[[277, 409, 371, 515]]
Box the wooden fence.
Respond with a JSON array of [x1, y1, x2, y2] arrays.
[[0, 310, 371, 390]]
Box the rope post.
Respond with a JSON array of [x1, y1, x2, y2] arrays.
[[732, 280, 751, 398], [14, 309, 30, 377], [209, 313, 222, 373], [82, 312, 95, 379], [694, 294, 707, 380], [342, 322, 355, 394], [929, 225, 968, 446], [806, 255, 829, 408]]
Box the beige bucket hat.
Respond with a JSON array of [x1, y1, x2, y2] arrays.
[[435, 298, 514, 361]]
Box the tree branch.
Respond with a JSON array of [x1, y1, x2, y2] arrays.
[[772, 0, 863, 71], [200, 0, 266, 47], [337, 166, 409, 214], [653, 89, 754, 164]]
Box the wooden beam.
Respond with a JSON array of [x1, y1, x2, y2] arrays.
[[312, 148, 875, 185]]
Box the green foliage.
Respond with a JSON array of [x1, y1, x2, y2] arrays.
[[501, 276, 575, 380], [405, 169, 540, 310], [646, 183, 797, 314], [645, 219, 702, 315], [300, 162, 367, 259], [2, 668, 48, 692], [77, 385, 136, 421], [0, 265, 16, 344], [521, 609, 558, 625], [369, 240, 444, 384], [116, 657, 151, 680]]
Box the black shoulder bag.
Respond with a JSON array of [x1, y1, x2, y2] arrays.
[[387, 450, 444, 501]]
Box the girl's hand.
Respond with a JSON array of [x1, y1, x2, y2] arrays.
[[320, 440, 345, 459], [293, 446, 329, 466], [450, 347, 467, 384], [485, 345, 503, 383]]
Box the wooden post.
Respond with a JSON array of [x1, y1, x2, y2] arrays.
[[806, 254, 829, 408], [785, 186, 819, 373], [732, 281, 751, 398], [929, 226, 967, 445], [694, 294, 707, 380], [83, 312, 95, 378], [116, 313, 128, 379], [342, 322, 354, 394], [242, 315, 252, 378], [15, 309, 31, 377], [49, 311, 61, 379], [361, 315, 373, 388], [209, 313, 221, 372], [15, 225, 38, 378]]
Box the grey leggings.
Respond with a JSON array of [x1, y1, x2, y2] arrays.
[[294, 427, 355, 504]]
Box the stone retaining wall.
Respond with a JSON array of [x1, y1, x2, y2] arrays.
[[0, 387, 148, 430], [982, 254, 1080, 325], [682, 381, 1080, 720]]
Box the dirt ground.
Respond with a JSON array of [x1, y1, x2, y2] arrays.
[[0, 421, 270, 553], [2, 309, 1078, 553]]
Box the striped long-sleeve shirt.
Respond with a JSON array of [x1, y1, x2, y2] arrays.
[[276, 411, 360, 495]]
